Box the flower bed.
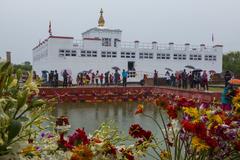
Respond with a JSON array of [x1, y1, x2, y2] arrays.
[[0, 62, 239, 160]]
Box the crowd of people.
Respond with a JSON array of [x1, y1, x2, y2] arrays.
[[60, 69, 128, 87], [154, 69, 211, 90], [40, 68, 233, 90]]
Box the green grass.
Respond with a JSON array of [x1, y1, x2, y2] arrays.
[[209, 87, 223, 92]]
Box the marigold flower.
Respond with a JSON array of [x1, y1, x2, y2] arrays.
[[71, 145, 93, 160], [135, 104, 144, 114]]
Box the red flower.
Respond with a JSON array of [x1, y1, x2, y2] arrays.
[[129, 124, 152, 141], [166, 105, 178, 119], [67, 128, 90, 149], [177, 97, 195, 108], [195, 122, 207, 139], [234, 141, 240, 151], [181, 120, 195, 133], [204, 136, 218, 148]]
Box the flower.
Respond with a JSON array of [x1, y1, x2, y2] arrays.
[[183, 107, 199, 120], [135, 104, 144, 114], [191, 136, 209, 152], [160, 150, 171, 160], [166, 105, 178, 119], [129, 124, 152, 141], [67, 128, 90, 149], [71, 145, 93, 160]]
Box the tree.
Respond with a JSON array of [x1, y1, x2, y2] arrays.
[[223, 51, 240, 76], [13, 61, 32, 73]]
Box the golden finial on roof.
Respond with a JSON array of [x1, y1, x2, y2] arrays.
[[98, 8, 105, 27]]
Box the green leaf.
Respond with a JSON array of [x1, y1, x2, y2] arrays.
[[7, 120, 22, 144]]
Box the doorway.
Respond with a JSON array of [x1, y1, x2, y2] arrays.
[[128, 61, 135, 71]]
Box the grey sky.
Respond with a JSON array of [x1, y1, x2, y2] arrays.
[[0, 0, 240, 64]]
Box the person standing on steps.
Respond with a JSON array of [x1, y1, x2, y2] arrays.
[[122, 69, 128, 87]]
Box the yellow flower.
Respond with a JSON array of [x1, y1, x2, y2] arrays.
[[160, 150, 171, 160], [20, 145, 39, 156], [233, 93, 240, 105], [183, 107, 199, 120], [135, 104, 144, 114], [212, 115, 223, 124], [191, 136, 209, 152]]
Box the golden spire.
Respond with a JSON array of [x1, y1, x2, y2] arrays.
[[98, 8, 105, 27]]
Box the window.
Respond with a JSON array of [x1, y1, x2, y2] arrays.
[[65, 53, 70, 56], [59, 49, 64, 53], [107, 52, 111, 57], [65, 50, 70, 53], [139, 53, 144, 59], [149, 53, 153, 59], [205, 55, 216, 61], [101, 51, 106, 57], [126, 52, 130, 58], [72, 50, 77, 53], [144, 53, 148, 59], [114, 39, 118, 47], [157, 53, 170, 60], [101, 51, 117, 58], [131, 52, 135, 58], [173, 54, 186, 60], [121, 52, 125, 58], [190, 54, 202, 60], [87, 51, 91, 57], [173, 54, 178, 60], [112, 52, 117, 58], [92, 51, 97, 57], [102, 38, 111, 47], [71, 54, 76, 56], [120, 52, 135, 58]]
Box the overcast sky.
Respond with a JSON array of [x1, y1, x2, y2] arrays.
[[0, 0, 240, 64]]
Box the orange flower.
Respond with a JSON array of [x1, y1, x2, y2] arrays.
[[135, 104, 144, 114], [71, 145, 93, 160]]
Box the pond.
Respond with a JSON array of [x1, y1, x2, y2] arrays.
[[53, 102, 168, 137]]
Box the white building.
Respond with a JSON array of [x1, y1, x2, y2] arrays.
[[33, 9, 223, 82]]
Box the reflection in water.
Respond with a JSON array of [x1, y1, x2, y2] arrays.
[[54, 102, 166, 137]]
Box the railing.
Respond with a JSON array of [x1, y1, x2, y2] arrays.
[[73, 39, 215, 52], [128, 71, 165, 80]]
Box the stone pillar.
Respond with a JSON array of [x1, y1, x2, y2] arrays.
[[185, 43, 190, 51], [169, 42, 174, 50], [134, 40, 139, 49], [6, 51, 11, 63], [152, 41, 158, 50]]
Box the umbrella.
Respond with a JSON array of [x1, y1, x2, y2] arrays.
[[61, 69, 72, 76], [209, 70, 216, 74], [229, 79, 240, 85], [41, 70, 49, 73], [185, 65, 195, 69], [193, 69, 202, 72], [112, 66, 120, 70], [165, 68, 173, 72]]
